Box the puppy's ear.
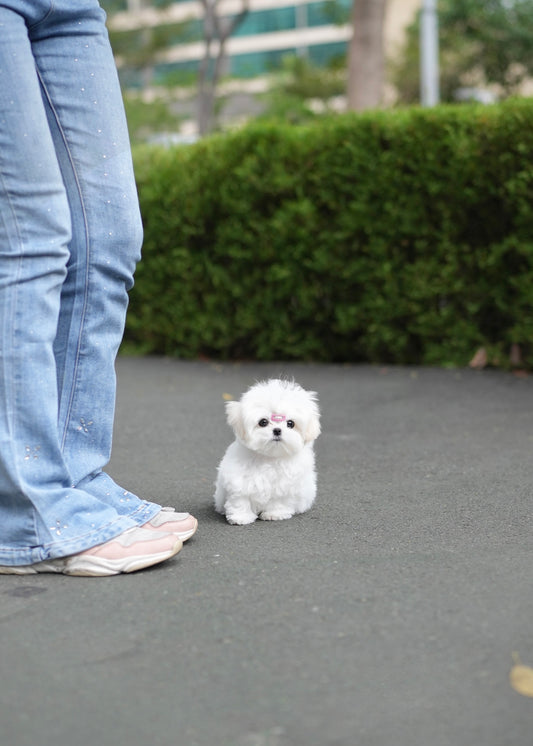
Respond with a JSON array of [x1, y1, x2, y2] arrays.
[[225, 400, 246, 440], [304, 415, 321, 444]]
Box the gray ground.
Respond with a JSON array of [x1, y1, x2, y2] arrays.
[[2, 357, 532, 746]]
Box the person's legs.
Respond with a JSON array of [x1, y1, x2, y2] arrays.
[[35, 0, 197, 544], [0, 2, 162, 566], [28, 1, 159, 514]]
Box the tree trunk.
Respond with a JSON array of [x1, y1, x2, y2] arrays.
[[197, 0, 249, 135], [347, 0, 388, 110]]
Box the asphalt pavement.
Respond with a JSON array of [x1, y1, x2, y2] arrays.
[[1, 357, 533, 746]]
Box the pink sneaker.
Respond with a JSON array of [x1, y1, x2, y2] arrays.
[[145, 507, 198, 541], [0, 527, 182, 576]]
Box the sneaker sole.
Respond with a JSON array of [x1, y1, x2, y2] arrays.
[[0, 539, 182, 577], [0, 562, 65, 575], [64, 538, 183, 576]]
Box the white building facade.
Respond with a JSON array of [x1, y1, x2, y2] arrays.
[[108, 0, 421, 81]]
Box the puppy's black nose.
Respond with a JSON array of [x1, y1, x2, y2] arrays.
[[273, 428, 282, 437]]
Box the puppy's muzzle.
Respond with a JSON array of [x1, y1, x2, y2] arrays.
[[272, 428, 282, 440]]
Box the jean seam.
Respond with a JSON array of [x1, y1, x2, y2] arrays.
[[0, 167, 36, 530], [27, 1, 55, 31], [0, 171, 21, 448], [36, 69, 91, 451]]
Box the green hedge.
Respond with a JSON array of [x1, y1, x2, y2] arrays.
[[125, 99, 533, 366]]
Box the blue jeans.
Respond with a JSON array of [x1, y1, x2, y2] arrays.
[[0, 0, 160, 565]]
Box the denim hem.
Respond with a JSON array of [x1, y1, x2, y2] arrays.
[[0, 500, 161, 566]]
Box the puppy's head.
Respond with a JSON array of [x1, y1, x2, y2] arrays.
[[226, 378, 320, 458]]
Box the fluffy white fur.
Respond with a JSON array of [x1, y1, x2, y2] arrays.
[[214, 378, 321, 525]]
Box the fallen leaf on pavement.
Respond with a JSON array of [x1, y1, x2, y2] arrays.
[[510, 654, 533, 697]]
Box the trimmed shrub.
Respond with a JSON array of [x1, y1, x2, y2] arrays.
[[126, 99, 533, 367]]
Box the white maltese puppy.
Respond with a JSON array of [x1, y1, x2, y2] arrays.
[[214, 378, 321, 525]]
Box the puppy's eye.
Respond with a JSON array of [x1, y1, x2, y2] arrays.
[[258, 418, 269, 428], [286, 420, 295, 429]]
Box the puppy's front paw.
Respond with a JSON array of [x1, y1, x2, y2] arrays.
[[260, 509, 293, 521], [226, 511, 258, 525]]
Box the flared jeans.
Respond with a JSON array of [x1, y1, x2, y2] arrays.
[[0, 0, 160, 565]]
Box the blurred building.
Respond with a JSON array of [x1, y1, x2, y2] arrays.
[[107, 0, 421, 81]]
